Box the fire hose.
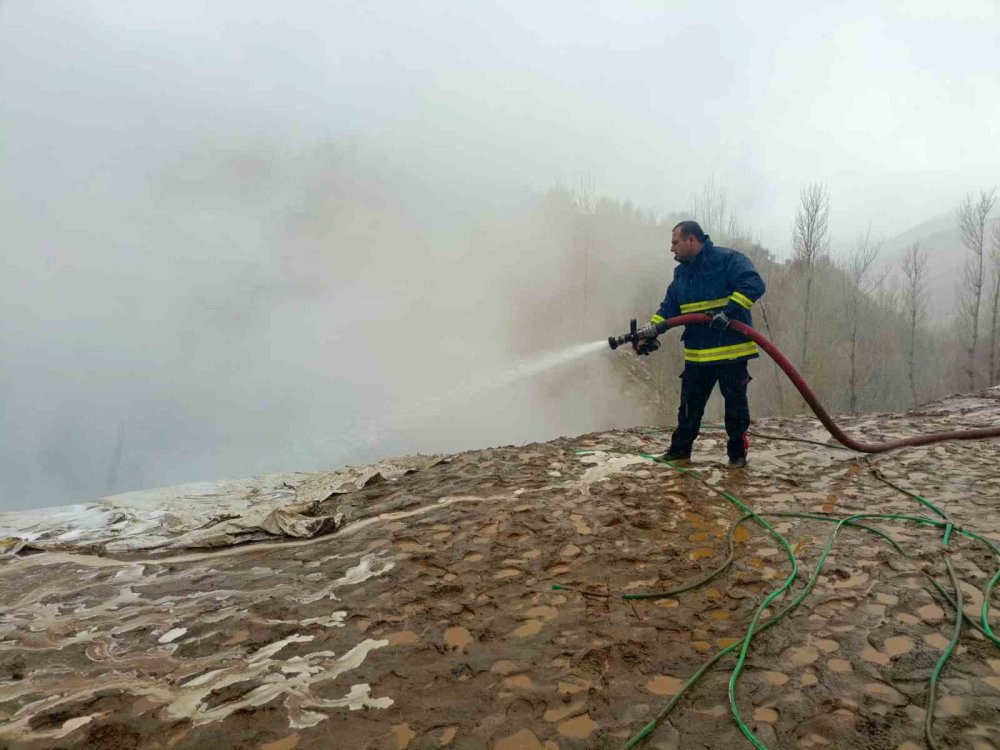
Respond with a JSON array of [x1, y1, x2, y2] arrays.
[[609, 313, 1000, 452]]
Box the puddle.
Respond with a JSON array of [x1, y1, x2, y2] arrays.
[[924, 633, 951, 650], [753, 707, 779, 723], [392, 724, 417, 750], [261, 733, 300, 750], [494, 729, 544, 750], [222, 630, 250, 646], [444, 627, 473, 649], [526, 606, 558, 621], [558, 713, 598, 738], [544, 701, 585, 722], [512, 620, 542, 638], [388, 631, 419, 646], [491, 660, 519, 674], [937, 695, 967, 716], [917, 604, 944, 622], [884, 636, 914, 657], [865, 682, 907, 705], [789, 646, 819, 666], [645, 675, 683, 695], [502, 674, 533, 689]]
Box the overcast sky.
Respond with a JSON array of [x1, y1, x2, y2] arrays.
[[2, 1, 999, 510], [4, 1, 998, 250]]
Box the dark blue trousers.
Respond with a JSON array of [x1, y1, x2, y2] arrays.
[[668, 361, 751, 459]]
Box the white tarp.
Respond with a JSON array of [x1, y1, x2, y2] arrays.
[[0, 455, 441, 554]]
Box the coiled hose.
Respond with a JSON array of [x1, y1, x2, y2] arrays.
[[585, 315, 1000, 748]]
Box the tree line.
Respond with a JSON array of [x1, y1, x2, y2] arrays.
[[509, 180, 999, 426]]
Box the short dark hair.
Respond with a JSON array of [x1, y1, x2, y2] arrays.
[[673, 220, 706, 242]]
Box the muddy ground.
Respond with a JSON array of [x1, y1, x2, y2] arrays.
[[1, 392, 1000, 749]]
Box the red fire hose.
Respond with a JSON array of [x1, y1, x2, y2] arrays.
[[659, 313, 1000, 453]]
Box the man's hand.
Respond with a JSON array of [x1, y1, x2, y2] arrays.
[[636, 337, 660, 356], [710, 311, 731, 330], [635, 322, 659, 339]]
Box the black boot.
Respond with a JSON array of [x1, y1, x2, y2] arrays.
[[661, 450, 692, 462], [728, 456, 747, 468]]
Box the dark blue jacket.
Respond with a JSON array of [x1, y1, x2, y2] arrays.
[[651, 237, 766, 366]]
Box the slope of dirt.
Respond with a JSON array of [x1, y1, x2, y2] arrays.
[[1, 391, 999, 749]]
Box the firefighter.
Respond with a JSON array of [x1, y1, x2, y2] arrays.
[[636, 220, 766, 467]]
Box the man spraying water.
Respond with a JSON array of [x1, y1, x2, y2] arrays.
[[633, 221, 767, 468]]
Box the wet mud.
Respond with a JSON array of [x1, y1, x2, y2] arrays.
[[1, 391, 1000, 748]]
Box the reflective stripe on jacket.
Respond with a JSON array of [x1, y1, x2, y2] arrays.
[[651, 237, 766, 366]]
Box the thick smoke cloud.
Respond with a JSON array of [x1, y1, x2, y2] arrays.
[[2, 1, 998, 509]]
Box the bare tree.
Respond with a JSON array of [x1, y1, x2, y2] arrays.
[[900, 242, 929, 405], [843, 226, 884, 413], [989, 219, 1000, 385], [691, 179, 729, 237], [792, 182, 830, 372], [957, 189, 997, 390]]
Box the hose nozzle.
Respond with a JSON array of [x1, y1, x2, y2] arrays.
[[608, 318, 669, 352]]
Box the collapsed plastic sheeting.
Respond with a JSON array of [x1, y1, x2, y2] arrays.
[[0, 455, 442, 555]]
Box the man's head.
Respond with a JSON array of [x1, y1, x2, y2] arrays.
[[671, 221, 707, 263]]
